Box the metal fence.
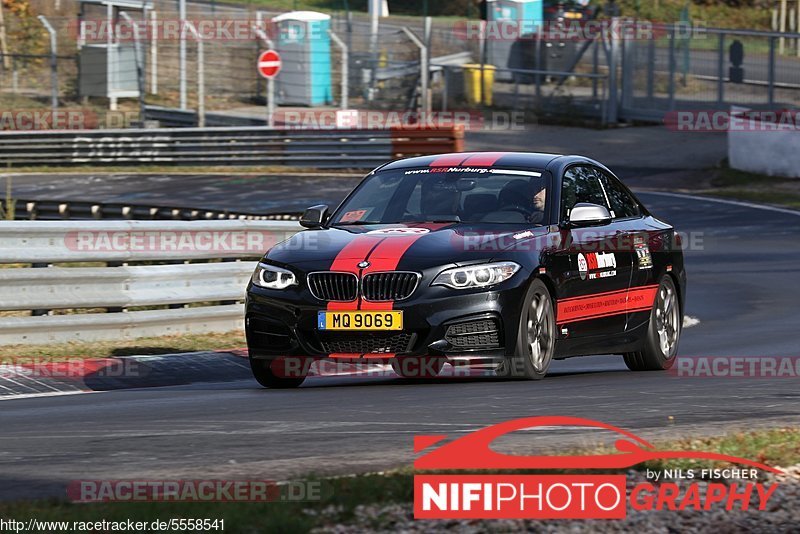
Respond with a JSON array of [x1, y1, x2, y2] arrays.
[[620, 25, 800, 122], [3, 5, 800, 128], [0, 219, 302, 345]]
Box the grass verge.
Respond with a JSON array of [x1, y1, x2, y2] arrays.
[[0, 330, 246, 361], [0, 427, 796, 532], [700, 165, 800, 210]]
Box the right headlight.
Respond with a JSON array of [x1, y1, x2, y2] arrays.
[[432, 261, 520, 290], [251, 263, 297, 290]]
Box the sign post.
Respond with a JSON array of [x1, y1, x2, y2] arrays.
[[257, 50, 282, 128]]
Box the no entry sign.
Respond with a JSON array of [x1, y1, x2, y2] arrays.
[[258, 50, 282, 79]]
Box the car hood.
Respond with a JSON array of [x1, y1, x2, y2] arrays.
[[265, 223, 550, 272]]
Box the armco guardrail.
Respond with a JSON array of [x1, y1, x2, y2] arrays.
[[0, 220, 302, 345], [143, 106, 272, 128], [0, 125, 464, 169], [0, 220, 300, 263], [8, 199, 300, 221]]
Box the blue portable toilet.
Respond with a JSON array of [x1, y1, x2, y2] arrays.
[[272, 11, 333, 106], [486, 0, 543, 81]]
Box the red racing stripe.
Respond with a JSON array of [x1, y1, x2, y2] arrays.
[[360, 237, 425, 311], [327, 235, 384, 311], [461, 152, 506, 167], [556, 285, 658, 325], [429, 153, 470, 167], [360, 223, 448, 310]]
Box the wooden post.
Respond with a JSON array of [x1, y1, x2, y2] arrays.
[[779, 0, 787, 55], [0, 2, 11, 70]]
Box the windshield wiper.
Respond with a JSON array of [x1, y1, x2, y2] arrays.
[[331, 221, 382, 226], [413, 216, 461, 223]]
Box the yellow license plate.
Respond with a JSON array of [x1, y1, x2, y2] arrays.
[[564, 11, 583, 19], [317, 311, 403, 331]]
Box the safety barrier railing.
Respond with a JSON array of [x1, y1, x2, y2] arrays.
[[0, 125, 465, 169], [0, 220, 303, 345]]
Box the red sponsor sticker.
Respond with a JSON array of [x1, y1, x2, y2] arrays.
[[556, 286, 658, 325], [340, 210, 368, 223]]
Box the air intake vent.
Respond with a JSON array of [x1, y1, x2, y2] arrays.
[[307, 272, 358, 302], [445, 319, 501, 349], [362, 272, 420, 302], [320, 332, 417, 354]]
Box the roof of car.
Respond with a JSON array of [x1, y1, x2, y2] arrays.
[[379, 152, 564, 172]]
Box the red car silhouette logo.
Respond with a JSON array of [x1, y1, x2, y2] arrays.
[[414, 416, 782, 474]]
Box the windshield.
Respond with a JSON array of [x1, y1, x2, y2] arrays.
[[331, 167, 549, 225]]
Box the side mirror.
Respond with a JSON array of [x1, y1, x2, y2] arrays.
[[300, 205, 329, 229], [568, 203, 612, 227]]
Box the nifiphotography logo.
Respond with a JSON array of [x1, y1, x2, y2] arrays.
[[413, 416, 782, 519]]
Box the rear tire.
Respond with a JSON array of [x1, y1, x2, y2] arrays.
[[250, 356, 307, 388], [624, 275, 682, 371], [499, 279, 555, 380]]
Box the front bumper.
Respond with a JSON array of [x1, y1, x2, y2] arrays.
[[245, 275, 530, 362]]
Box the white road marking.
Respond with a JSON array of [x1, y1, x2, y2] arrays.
[[0, 368, 63, 392], [683, 315, 700, 328], [639, 191, 800, 217], [0, 390, 91, 401]]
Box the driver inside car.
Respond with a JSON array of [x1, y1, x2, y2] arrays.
[[496, 178, 546, 224]]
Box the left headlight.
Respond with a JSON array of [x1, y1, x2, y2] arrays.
[[252, 263, 297, 290], [432, 261, 520, 290]]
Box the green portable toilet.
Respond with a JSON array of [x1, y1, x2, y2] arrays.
[[272, 11, 333, 106]]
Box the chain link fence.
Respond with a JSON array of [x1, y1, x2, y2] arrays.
[[1, 1, 799, 129]]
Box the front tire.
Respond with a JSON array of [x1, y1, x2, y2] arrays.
[[250, 356, 307, 388], [500, 279, 556, 380], [624, 275, 682, 371]]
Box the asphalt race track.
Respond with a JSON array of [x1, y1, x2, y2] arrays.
[[1, 192, 799, 501]]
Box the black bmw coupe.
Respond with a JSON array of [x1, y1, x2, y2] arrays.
[[245, 152, 686, 388]]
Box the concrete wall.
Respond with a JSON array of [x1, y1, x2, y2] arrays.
[[728, 111, 800, 178]]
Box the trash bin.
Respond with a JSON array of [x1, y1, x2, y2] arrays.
[[462, 64, 496, 106]]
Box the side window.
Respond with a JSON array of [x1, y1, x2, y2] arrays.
[[561, 165, 608, 221], [600, 172, 641, 219]]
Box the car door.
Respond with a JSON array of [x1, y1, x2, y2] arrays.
[[553, 165, 634, 338], [596, 169, 656, 331]]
